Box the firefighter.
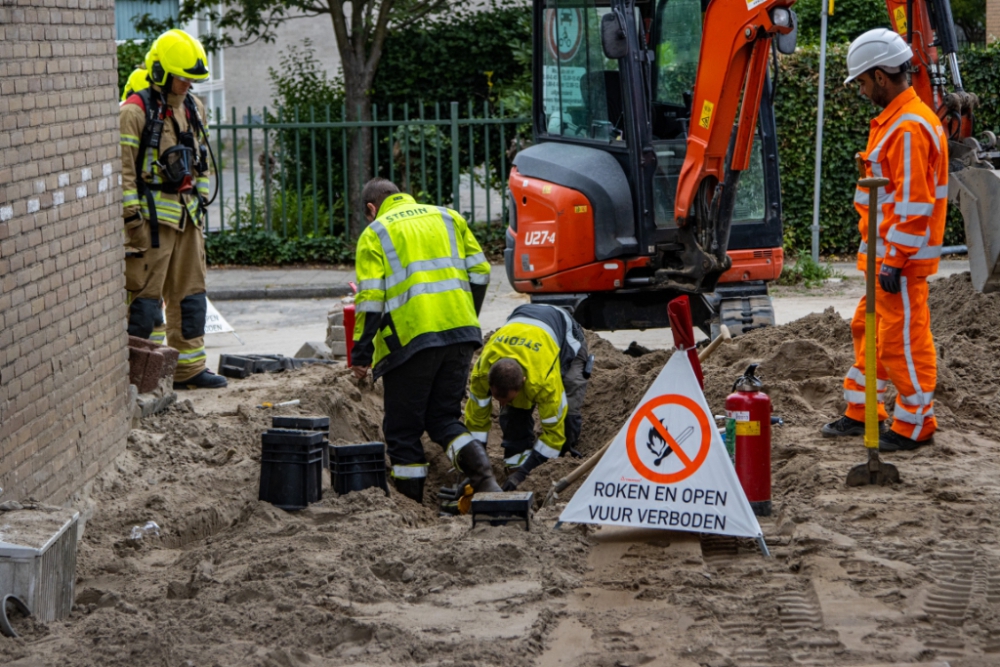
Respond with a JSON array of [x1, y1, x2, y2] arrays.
[[822, 28, 946, 451], [465, 304, 591, 491], [121, 30, 226, 389], [121, 65, 150, 104], [350, 178, 501, 503]]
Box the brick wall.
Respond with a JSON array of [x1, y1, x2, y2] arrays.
[[989, 0, 1000, 43], [0, 0, 130, 504]]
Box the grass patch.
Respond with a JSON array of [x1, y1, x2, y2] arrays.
[[777, 255, 841, 288]]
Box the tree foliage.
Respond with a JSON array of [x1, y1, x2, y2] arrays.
[[117, 40, 150, 97], [793, 0, 890, 46]]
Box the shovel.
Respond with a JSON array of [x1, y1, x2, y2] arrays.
[[846, 173, 900, 487]]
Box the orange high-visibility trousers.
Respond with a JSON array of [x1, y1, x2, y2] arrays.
[[843, 273, 937, 441]]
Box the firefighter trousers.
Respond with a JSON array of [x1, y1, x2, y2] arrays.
[[500, 337, 590, 468], [125, 221, 208, 382], [381, 343, 478, 481], [843, 274, 937, 441]]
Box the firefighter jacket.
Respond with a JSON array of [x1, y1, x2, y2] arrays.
[[855, 87, 948, 277], [352, 193, 490, 378], [464, 304, 583, 460], [120, 87, 211, 239]]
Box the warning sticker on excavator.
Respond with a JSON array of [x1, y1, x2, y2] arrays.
[[893, 7, 907, 35], [746, 0, 768, 9], [698, 100, 715, 130], [574, 205, 588, 213]]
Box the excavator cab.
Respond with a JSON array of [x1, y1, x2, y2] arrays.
[[506, 0, 796, 333]]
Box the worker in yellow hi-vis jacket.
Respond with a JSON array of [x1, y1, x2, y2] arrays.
[[351, 178, 501, 504], [465, 303, 591, 491]]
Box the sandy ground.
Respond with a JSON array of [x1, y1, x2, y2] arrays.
[[3, 273, 1000, 666]]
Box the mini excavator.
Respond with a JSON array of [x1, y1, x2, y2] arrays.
[[505, 0, 1000, 335]]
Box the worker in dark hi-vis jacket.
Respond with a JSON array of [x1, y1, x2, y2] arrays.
[[351, 178, 502, 504]]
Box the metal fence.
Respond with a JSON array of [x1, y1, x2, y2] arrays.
[[207, 101, 530, 237]]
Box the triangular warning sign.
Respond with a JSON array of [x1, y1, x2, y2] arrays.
[[204, 298, 236, 335], [560, 350, 763, 541]]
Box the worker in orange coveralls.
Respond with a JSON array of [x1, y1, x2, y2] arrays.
[[822, 28, 947, 451]]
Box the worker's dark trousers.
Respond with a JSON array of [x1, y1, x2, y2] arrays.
[[381, 343, 477, 477], [500, 338, 589, 467]]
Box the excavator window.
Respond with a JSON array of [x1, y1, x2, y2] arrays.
[[540, 0, 626, 142], [653, 0, 701, 111]]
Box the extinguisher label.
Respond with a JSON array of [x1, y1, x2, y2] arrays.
[[726, 410, 750, 422], [735, 421, 761, 436]]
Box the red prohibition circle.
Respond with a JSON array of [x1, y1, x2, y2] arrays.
[[625, 394, 711, 484], [545, 8, 583, 62]]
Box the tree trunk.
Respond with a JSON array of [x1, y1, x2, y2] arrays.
[[344, 83, 373, 239]]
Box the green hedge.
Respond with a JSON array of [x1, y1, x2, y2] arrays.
[[775, 43, 1000, 254]]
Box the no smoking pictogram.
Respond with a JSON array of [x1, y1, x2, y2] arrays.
[[626, 394, 711, 484]]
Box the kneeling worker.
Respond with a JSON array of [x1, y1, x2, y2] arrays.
[[351, 178, 503, 503], [465, 304, 591, 491]]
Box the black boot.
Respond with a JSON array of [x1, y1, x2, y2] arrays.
[[393, 477, 426, 504], [457, 441, 503, 493]]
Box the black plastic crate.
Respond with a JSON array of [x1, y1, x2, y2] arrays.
[[331, 442, 389, 496], [259, 429, 325, 510], [259, 446, 323, 511]]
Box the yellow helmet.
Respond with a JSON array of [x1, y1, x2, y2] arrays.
[[121, 65, 150, 102], [146, 29, 210, 87]]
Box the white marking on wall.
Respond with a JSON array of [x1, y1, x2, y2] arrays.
[[118, 174, 122, 185], [53, 191, 65, 206], [81, 168, 92, 182], [76, 185, 87, 199], [27, 199, 39, 213], [0, 206, 12, 222], [102, 163, 113, 177], [98, 178, 108, 193], [34, 180, 45, 194], [58, 173, 70, 187]]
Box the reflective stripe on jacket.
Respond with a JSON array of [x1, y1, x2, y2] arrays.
[[353, 193, 488, 377], [120, 88, 210, 231], [464, 305, 579, 459], [855, 87, 948, 277]]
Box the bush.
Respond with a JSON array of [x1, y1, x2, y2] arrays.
[[776, 254, 841, 287], [205, 230, 354, 266]]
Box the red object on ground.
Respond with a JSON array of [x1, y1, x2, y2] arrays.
[[667, 295, 704, 388], [726, 368, 772, 516]]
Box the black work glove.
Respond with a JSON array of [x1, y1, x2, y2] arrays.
[[878, 264, 902, 294], [501, 450, 548, 491]]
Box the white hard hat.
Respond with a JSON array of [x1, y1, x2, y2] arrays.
[[844, 28, 913, 84]]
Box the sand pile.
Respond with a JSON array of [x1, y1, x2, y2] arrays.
[[6, 273, 1000, 667]]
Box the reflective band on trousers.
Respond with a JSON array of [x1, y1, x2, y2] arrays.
[[846, 366, 888, 390], [534, 439, 560, 459], [446, 433, 476, 463], [391, 464, 428, 479], [899, 391, 934, 406], [505, 451, 530, 468], [892, 406, 934, 425], [900, 275, 931, 440], [844, 389, 885, 404], [177, 347, 206, 364]]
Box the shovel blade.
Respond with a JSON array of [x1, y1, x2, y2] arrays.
[[846, 459, 901, 486]]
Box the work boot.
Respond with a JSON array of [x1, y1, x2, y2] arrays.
[[174, 369, 228, 390], [393, 477, 426, 504], [879, 429, 934, 452], [821, 415, 887, 437], [457, 441, 503, 494]]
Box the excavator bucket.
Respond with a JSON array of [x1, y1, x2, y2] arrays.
[[951, 167, 1000, 293]]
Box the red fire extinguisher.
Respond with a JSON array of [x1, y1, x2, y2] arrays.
[[725, 364, 771, 517]]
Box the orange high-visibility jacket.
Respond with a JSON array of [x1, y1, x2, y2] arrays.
[[854, 87, 948, 277]]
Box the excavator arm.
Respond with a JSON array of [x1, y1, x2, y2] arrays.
[[670, 0, 796, 276]]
